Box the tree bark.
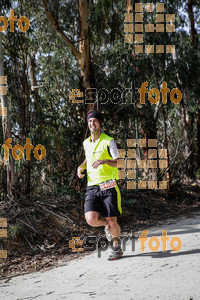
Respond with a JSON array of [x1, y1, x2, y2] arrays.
[[42, 0, 97, 189], [0, 32, 15, 196], [126, 0, 133, 13], [20, 37, 31, 196], [187, 0, 199, 171], [187, 0, 197, 47], [28, 55, 38, 107], [42, 0, 95, 112], [162, 104, 171, 191], [197, 111, 200, 167]]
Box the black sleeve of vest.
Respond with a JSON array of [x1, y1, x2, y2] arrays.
[[107, 145, 113, 158]]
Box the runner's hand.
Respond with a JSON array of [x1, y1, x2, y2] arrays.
[[77, 167, 85, 178], [92, 160, 106, 169]]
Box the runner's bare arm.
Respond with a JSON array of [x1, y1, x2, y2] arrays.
[[92, 158, 119, 168], [77, 159, 87, 178]]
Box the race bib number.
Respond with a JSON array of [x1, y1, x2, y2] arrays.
[[99, 179, 117, 191]]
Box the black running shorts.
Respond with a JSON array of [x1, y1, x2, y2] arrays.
[[84, 185, 121, 217]]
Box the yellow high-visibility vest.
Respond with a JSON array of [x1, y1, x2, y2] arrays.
[[83, 132, 119, 186]]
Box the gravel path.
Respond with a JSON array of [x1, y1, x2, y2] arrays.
[[1, 214, 200, 300]]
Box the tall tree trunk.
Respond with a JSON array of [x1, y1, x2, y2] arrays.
[[42, 0, 97, 188], [125, 0, 158, 183], [42, 0, 95, 112], [197, 111, 200, 167], [0, 32, 15, 196], [187, 0, 198, 171], [187, 0, 197, 47], [22, 51, 31, 195], [126, 0, 133, 13], [78, 0, 94, 109], [162, 104, 171, 191], [28, 55, 38, 107]]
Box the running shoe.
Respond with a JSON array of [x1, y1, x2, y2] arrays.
[[108, 247, 123, 261], [104, 224, 112, 241]]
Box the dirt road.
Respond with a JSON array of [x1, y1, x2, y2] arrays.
[[1, 214, 200, 300]]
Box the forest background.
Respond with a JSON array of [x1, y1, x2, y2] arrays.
[[0, 0, 200, 277]]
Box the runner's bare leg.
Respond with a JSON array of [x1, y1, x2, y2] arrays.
[[106, 216, 121, 247], [85, 211, 107, 227]]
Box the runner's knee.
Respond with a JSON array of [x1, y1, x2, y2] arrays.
[[85, 215, 98, 227]]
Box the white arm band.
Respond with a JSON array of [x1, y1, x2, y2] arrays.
[[109, 140, 118, 159]]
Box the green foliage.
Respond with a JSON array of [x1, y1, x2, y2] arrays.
[[194, 168, 200, 179], [0, 0, 200, 197], [125, 198, 137, 206], [8, 223, 24, 239]]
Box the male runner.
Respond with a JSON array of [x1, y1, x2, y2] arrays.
[[77, 110, 123, 260]]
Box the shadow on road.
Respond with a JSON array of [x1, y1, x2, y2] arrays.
[[121, 248, 200, 259]]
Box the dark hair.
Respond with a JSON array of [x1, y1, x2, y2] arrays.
[[87, 110, 104, 125]]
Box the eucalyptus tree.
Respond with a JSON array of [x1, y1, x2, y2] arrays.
[[0, 32, 16, 196]]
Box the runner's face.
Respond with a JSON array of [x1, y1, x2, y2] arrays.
[[88, 118, 101, 133]]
